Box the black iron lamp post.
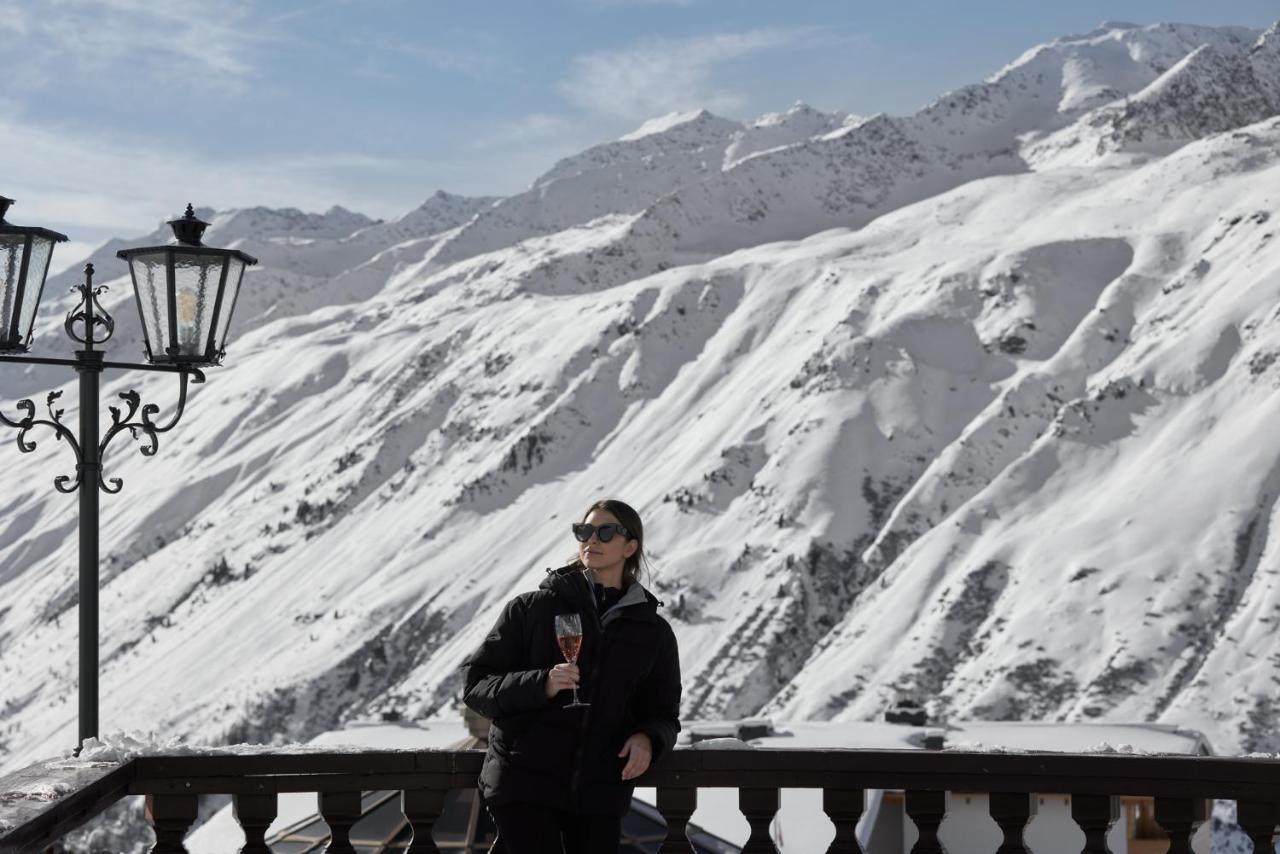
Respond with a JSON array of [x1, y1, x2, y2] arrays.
[[0, 198, 256, 751]]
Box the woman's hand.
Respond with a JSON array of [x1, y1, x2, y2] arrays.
[[544, 663, 580, 698], [618, 732, 652, 780]]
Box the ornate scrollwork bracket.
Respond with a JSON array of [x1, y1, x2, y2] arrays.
[[97, 369, 205, 493], [0, 369, 204, 494], [0, 390, 84, 492]]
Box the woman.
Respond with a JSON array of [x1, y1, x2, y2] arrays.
[[462, 499, 682, 853]]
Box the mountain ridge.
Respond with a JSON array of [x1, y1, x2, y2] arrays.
[[1, 19, 1279, 773]]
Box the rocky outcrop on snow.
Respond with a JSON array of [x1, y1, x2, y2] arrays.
[[1249, 23, 1280, 109], [724, 101, 858, 167], [1026, 42, 1279, 167], [206, 205, 376, 243], [539, 109, 744, 185], [425, 110, 746, 267], [360, 190, 499, 245]]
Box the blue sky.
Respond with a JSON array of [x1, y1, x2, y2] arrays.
[[1, 0, 1276, 271]]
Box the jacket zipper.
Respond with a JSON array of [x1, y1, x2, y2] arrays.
[[564, 573, 652, 806], [570, 588, 604, 809]]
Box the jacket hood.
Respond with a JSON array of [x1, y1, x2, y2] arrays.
[[540, 563, 662, 624]]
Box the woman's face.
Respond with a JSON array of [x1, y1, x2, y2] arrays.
[[579, 508, 638, 573]]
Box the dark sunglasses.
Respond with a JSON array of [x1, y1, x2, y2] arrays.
[[572, 522, 632, 543]]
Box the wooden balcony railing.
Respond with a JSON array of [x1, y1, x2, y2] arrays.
[[2, 747, 1279, 853]]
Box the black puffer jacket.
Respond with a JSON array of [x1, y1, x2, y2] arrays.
[[462, 564, 682, 815]]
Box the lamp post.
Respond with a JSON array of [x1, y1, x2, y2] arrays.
[[0, 198, 256, 751]]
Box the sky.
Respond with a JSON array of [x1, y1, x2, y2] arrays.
[[0, 0, 1276, 273]]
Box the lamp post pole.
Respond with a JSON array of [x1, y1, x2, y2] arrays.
[[76, 265, 103, 743], [0, 200, 256, 751]]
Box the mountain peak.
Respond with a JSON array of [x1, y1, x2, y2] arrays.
[[617, 108, 735, 142], [388, 191, 498, 236], [750, 101, 831, 127]]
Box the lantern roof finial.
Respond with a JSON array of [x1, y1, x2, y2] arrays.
[[168, 203, 210, 247]]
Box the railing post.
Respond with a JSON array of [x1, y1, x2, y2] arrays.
[[1153, 797, 1208, 854], [319, 790, 362, 853], [822, 788, 864, 854], [905, 789, 947, 854], [1070, 793, 1118, 854], [402, 788, 447, 853], [232, 793, 277, 854], [739, 787, 780, 853], [989, 792, 1035, 854], [656, 787, 697, 853], [1236, 800, 1279, 854], [144, 792, 198, 854]]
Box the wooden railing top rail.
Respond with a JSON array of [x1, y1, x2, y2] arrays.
[[0, 758, 133, 853], [126, 748, 1280, 799], [5, 747, 1280, 851]]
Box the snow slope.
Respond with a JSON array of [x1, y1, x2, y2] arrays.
[[2, 20, 1280, 777]]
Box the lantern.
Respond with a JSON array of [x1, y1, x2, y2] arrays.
[[0, 196, 68, 352], [116, 204, 257, 366]]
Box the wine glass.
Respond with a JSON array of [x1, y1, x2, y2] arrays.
[[554, 613, 589, 708]]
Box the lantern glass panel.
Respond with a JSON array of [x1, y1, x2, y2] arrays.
[[129, 250, 170, 360], [0, 233, 23, 344], [214, 257, 245, 354], [17, 236, 53, 347], [173, 253, 223, 359]]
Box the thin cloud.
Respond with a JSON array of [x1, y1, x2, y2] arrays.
[[353, 35, 509, 79], [557, 27, 858, 122], [0, 0, 267, 94], [478, 113, 579, 148], [0, 111, 465, 250]]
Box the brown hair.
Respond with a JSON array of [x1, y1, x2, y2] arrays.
[[566, 498, 650, 586]]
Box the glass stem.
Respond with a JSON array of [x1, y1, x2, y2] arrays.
[[572, 686, 581, 704]]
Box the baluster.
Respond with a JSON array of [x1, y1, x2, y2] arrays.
[[1070, 794, 1118, 854], [1236, 800, 1279, 854], [989, 792, 1035, 854], [1150, 797, 1208, 854], [656, 787, 696, 853], [739, 787, 780, 853], [319, 790, 362, 853], [823, 787, 864, 854], [904, 789, 947, 854], [402, 788, 447, 853], [232, 793, 277, 854], [145, 792, 199, 854]]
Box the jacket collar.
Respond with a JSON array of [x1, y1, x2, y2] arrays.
[[541, 563, 660, 625]]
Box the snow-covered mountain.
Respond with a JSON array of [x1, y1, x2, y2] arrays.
[[1, 192, 495, 403], [2, 19, 1280, 775], [724, 101, 862, 167]]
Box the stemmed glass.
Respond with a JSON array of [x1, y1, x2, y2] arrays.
[[554, 613, 590, 708]]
